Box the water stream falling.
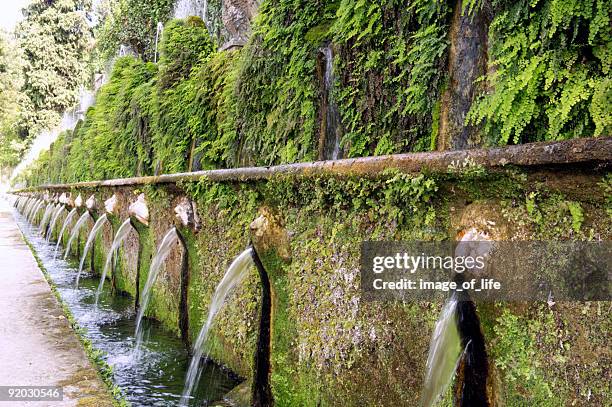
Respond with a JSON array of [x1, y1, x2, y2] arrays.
[[28, 200, 44, 223], [420, 294, 467, 407], [47, 205, 66, 241], [96, 219, 133, 304], [39, 203, 55, 231], [135, 228, 180, 352], [180, 247, 255, 406], [54, 208, 78, 258], [154, 21, 164, 63], [23, 199, 35, 220], [321, 45, 342, 160], [12, 209, 238, 406], [64, 212, 92, 260], [23, 199, 36, 220], [77, 214, 108, 287], [174, 0, 208, 21]]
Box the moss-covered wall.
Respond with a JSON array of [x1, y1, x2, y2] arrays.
[[29, 165, 610, 406]]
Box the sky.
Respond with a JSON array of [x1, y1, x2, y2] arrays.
[[0, 0, 30, 32]]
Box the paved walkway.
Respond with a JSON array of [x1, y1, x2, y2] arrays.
[[0, 199, 114, 406]]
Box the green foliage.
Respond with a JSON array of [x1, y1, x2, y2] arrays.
[[332, 0, 450, 156], [567, 201, 584, 233], [0, 33, 26, 169], [153, 18, 215, 172], [26, 57, 159, 184], [467, 0, 612, 144], [17, 0, 612, 186], [16, 0, 93, 135], [228, 0, 332, 166], [492, 308, 565, 405], [600, 174, 612, 216], [95, 0, 175, 62], [501, 191, 592, 239], [157, 18, 212, 88]]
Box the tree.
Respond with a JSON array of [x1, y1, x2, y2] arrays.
[[0, 32, 26, 172], [15, 0, 94, 137], [95, 0, 175, 63]]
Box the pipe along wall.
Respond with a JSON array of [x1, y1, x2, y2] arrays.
[[11, 137, 612, 406]]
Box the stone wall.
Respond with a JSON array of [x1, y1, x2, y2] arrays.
[[34, 155, 611, 406]]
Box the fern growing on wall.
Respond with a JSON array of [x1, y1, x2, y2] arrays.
[[466, 0, 611, 144], [331, 0, 450, 156]]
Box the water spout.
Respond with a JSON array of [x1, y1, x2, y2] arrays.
[[95, 218, 133, 304], [74, 194, 83, 208], [86, 194, 96, 210], [319, 44, 342, 160], [180, 247, 255, 406], [174, 0, 208, 21], [54, 208, 78, 258], [76, 214, 108, 287], [134, 228, 180, 352], [28, 200, 44, 223], [128, 193, 149, 226], [39, 203, 55, 231], [421, 227, 492, 406], [64, 212, 92, 260], [23, 199, 36, 219], [47, 205, 66, 241], [421, 294, 465, 407], [154, 21, 164, 63], [105, 194, 118, 214]]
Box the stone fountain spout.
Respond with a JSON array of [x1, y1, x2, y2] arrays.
[[104, 194, 118, 215], [86, 194, 96, 211], [174, 197, 200, 231], [249, 207, 291, 262], [129, 193, 149, 226]]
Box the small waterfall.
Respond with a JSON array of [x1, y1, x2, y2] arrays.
[[180, 247, 255, 406], [320, 45, 342, 160], [63, 212, 91, 260], [23, 199, 36, 219], [76, 88, 95, 119], [32, 200, 44, 221], [154, 21, 164, 63], [39, 203, 55, 231], [174, 0, 208, 21], [95, 219, 133, 304], [135, 228, 180, 351], [27, 200, 40, 223], [23, 199, 35, 219], [47, 205, 66, 241], [420, 294, 466, 407], [54, 208, 78, 258], [76, 214, 108, 287], [118, 44, 136, 57]]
